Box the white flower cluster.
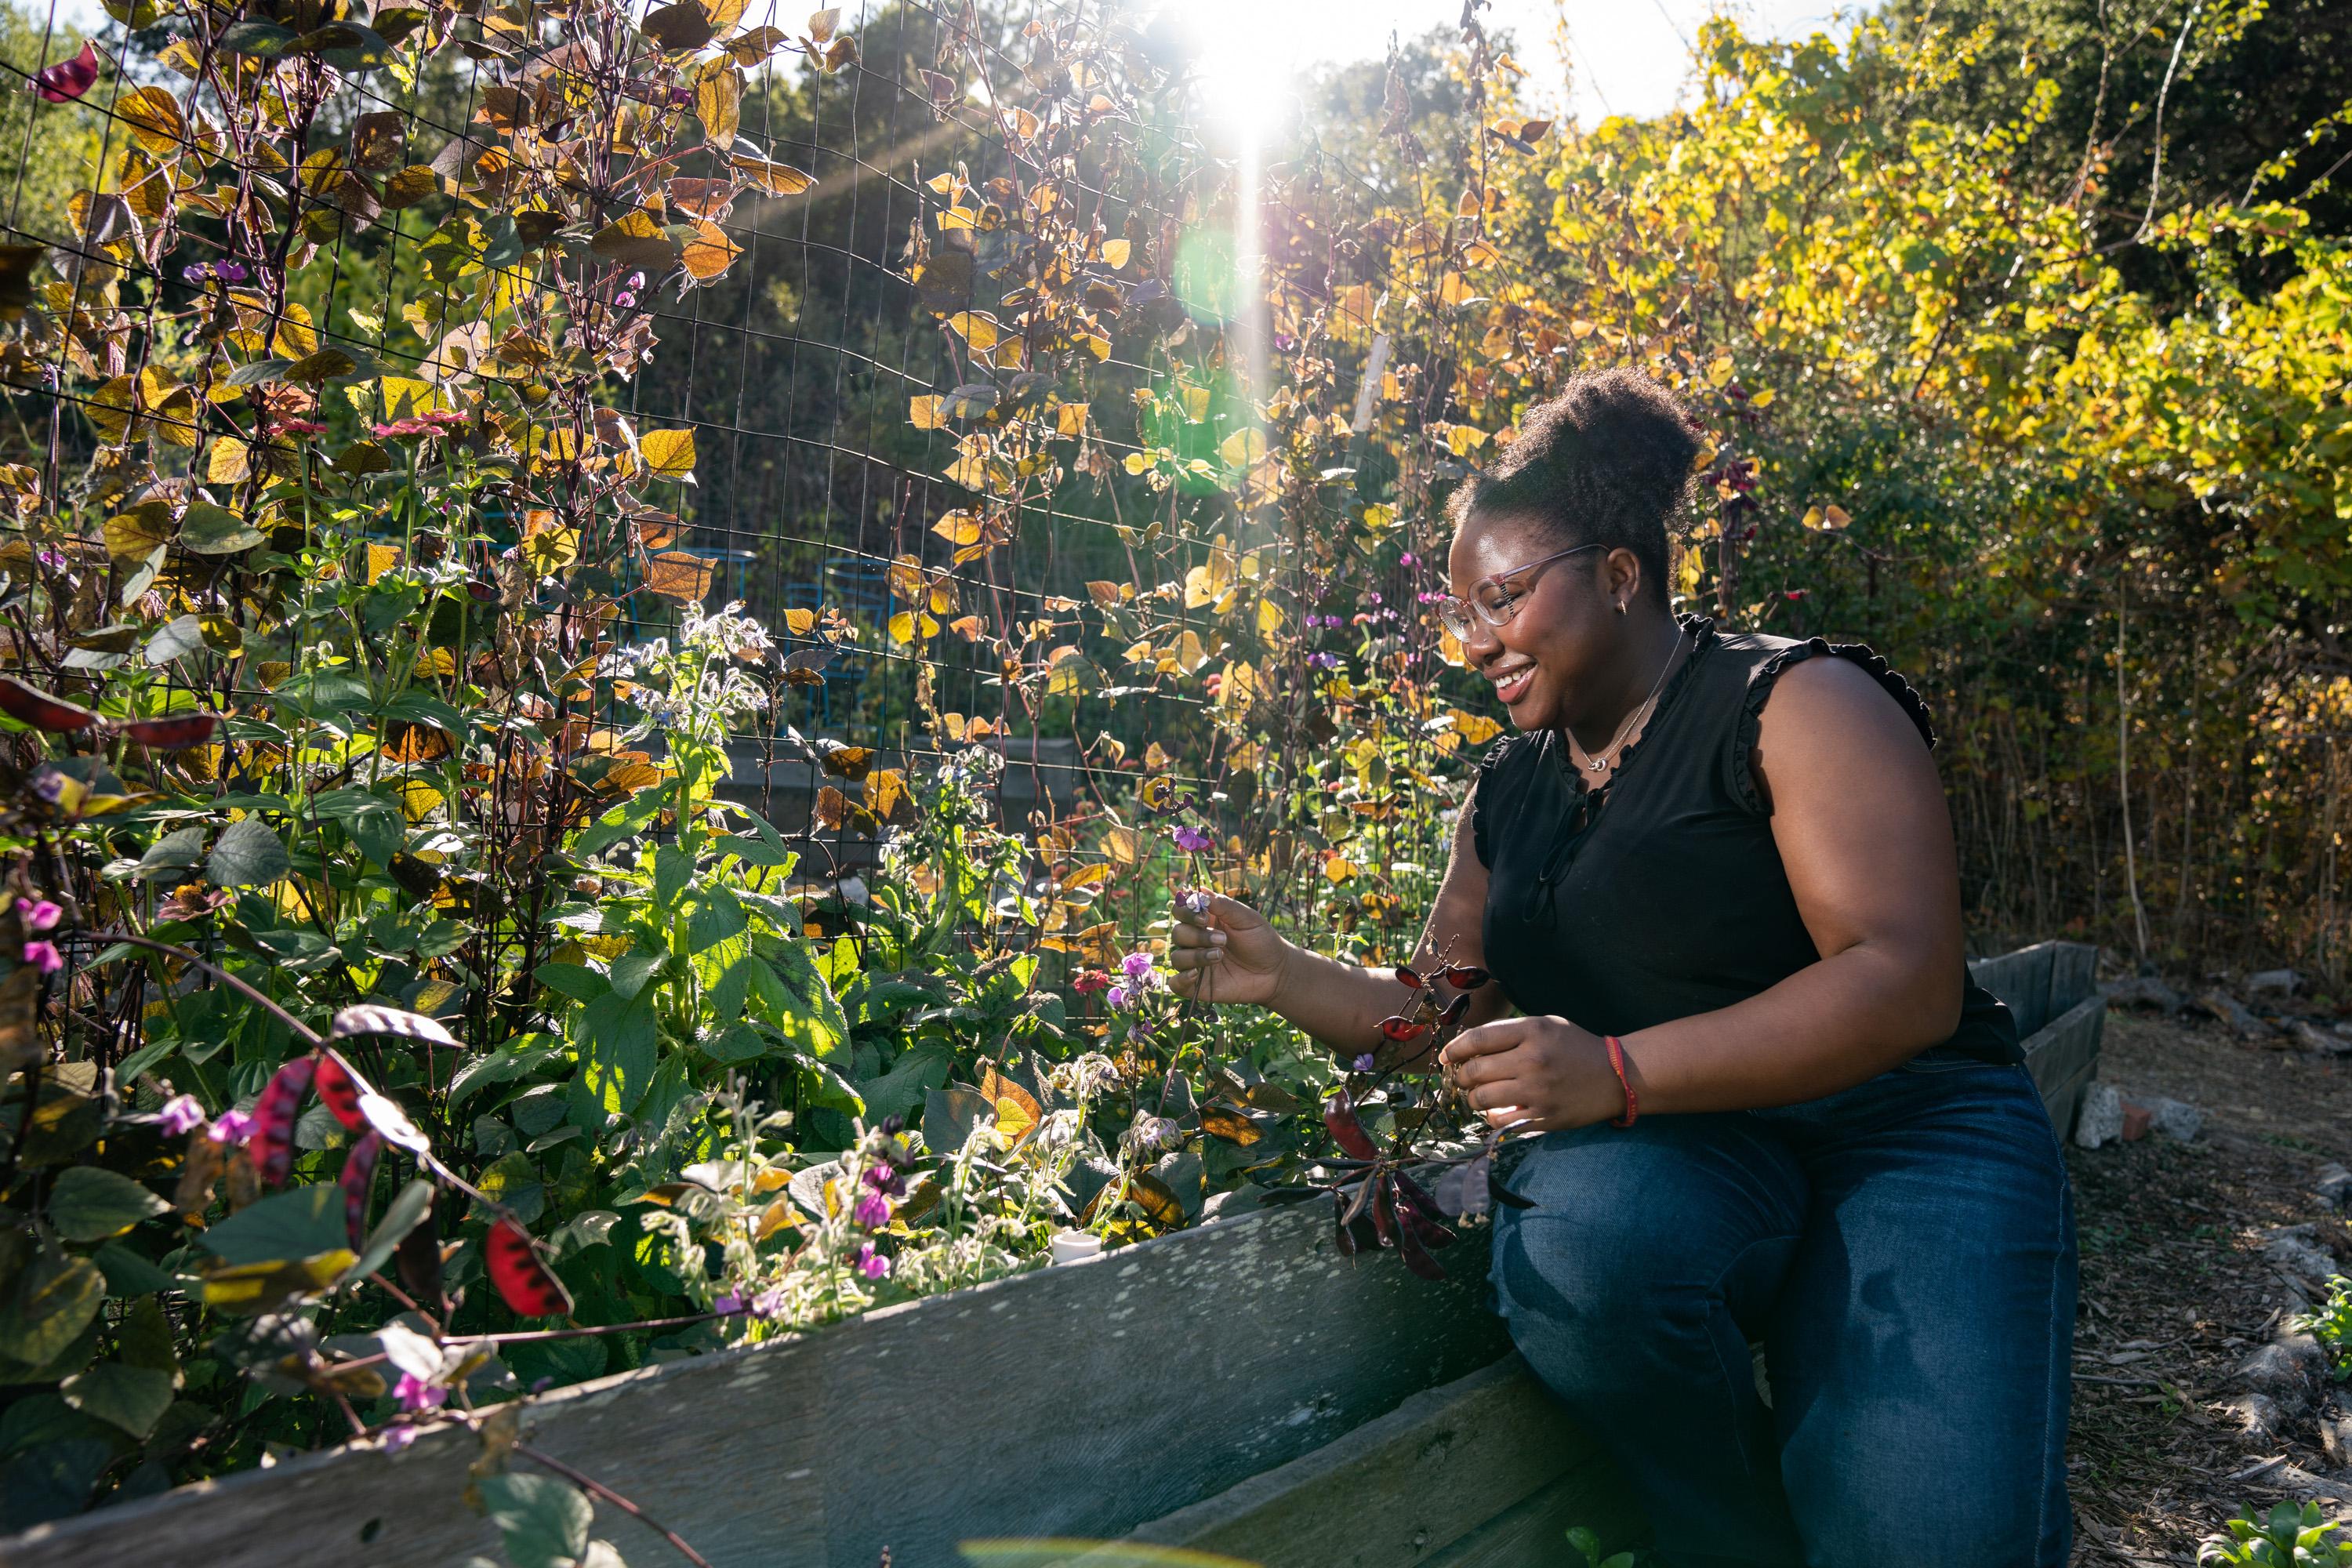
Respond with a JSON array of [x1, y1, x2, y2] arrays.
[[597, 601, 773, 741]]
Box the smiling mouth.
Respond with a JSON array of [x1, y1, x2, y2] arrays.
[[1488, 662, 1536, 705]]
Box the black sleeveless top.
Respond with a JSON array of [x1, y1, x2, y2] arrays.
[[1469, 617, 2020, 1065]]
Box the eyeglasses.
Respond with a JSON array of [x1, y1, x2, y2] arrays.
[[1434, 543, 1602, 639]]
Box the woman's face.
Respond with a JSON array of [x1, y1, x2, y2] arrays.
[[1446, 510, 1632, 733]]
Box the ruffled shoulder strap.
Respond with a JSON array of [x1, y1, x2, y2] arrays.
[[1469, 731, 1542, 869], [1730, 637, 1938, 816]]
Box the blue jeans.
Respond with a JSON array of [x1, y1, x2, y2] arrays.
[[1490, 1051, 2076, 1567]]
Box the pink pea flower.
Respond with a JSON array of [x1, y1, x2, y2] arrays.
[[20, 941, 60, 975], [713, 1291, 746, 1315], [752, 1285, 787, 1319], [20, 899, 60, 933], [1176, 888, 1211, 916], [853, 1190, 891, 1229], [1399, 552, 1417, 567], [1171, 825, 1211, 854], [393, 1372, 447, 1414], [158, 1094, 207, 1137], [1105, 985, 1131, 1011], [855, 1243, 889, 1281], [1121, 951, 1156, 983], [383, 1425, 419, 1454], [614, 290, 638, 310], [1352, 1053, 1376, 1073], [208, 1108, 254, 1145]]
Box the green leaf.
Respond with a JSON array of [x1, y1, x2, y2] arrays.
[[143, 613, 207, 664], [715, 832, 793, 868], [197, 1184, 347, 1265], [855, 1043, 952, 1120], [93, 1243, 175, 1298], [577, 993, 657, 1115], [346, 1179, 433, 1283], [59, 1362, 174, 1439], [571, 786, 665, 860], [477, 1472, 592, 1568], [207, 817, 292, 887], [219, 20, 297, 55], [179, 504, 267, 555], [0, 1252, 104, 1369], [653, 844, 691, 910], [609, 946, 665, 1003], [534, 963, 608, 1004], [697, 1022, 769, 1065], [760, 938, 850, 1062], [46, 1167, 172, 1243]]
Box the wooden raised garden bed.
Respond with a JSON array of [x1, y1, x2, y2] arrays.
[[6, 942, 2100, 1568]]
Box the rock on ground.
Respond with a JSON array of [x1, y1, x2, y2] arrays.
[[2076, 1082, 2125, 1149]]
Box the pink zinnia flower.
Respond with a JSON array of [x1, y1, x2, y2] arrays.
[[158, 1094, 206, 1137], [20, 941, 60, 975]]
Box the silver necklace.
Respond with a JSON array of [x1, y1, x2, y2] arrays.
[[1568, 629, 1684, 775]]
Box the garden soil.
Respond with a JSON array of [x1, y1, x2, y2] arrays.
[[2067, 1011, 2352, 1565]]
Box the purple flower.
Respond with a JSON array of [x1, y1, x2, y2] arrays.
[[383, 1425, 418, 1453], [20, 941, 60, 975], [158, 1094, 206, 1137], [1417, 590, 1445, 604], [862, 1163, 904, 1197], [1399, 552, 1417, 567], [1176, 888, 1210, 916], [854, 1189, 891, 1229], [855, 1243, 889, 1281], [1352, 1053, 1377, 1073], [393, 1372, 447, 1414], [1368, 592, 1382, 606], [208, 1108, 254, 1145], [614, 290, 637, 310], [1105, 984, 1131, 1011], [1171, 825, 1212, 854], [180, 263, 212, 285], [626, 271, 646, 289], [752, 1285, 787, 1319], [213, 261, 248, 282], [34, 549, 65, 572], [713, 1291, 746, 1315], [1309, 652, 1341, 671], [20, 899, 60, 933], [1121, 951, 1156, 982]]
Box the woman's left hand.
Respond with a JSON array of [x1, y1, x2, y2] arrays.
[[1438, 1015, 1631, 1134]]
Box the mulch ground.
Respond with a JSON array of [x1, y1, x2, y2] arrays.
[[2067, 1011, 2352, 1564]]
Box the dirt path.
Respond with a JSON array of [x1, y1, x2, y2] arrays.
[[2068, 1011, 2352, 1564]]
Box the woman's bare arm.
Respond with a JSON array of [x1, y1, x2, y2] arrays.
[[1169, 783, 1509, 1064]]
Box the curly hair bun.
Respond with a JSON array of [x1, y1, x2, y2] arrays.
[[1450, 368, 1703, 608]]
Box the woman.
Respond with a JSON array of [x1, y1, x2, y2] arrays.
[[1169, 370, 2074, 1568]]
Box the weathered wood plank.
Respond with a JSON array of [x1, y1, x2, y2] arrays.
[[1117, 1356, 1621, 1568], [1421, 1465, 1646, 1568], [5, 1203, 1508, 1568], [2045, 941, 2098, 1016], [1969, 946, 2056, 1037], [2024, 994, 2104, 1143]]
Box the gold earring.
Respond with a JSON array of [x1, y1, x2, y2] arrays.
[[1617, 599, 1628, 615]]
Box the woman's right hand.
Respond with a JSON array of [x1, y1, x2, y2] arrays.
[[1168, 891, 1291, 1008]]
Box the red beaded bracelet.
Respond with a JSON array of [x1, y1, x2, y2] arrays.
[[1604, 1034, 1638, 1128]]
